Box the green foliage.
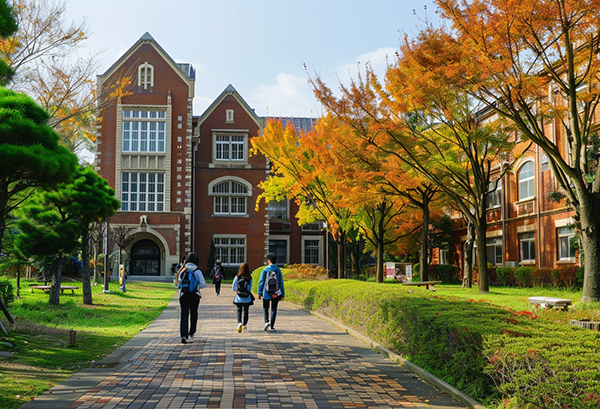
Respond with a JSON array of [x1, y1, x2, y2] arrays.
[[0, 277, 14, 306], [433, 264, 460, 284], [513, 267, 534, 287], [496, 267, 514, 287]]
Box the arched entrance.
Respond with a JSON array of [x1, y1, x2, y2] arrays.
[[130, 239, 160, 276]]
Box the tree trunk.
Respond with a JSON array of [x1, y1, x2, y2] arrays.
[[81, 224, 93, 305], [341, 231, 347, 278], [376, 240, 385, 283], [475, 207, 489, 293], [462, 222, 474, 288], [49, 255, 65, 306], [420, 200, 430, 281], [336, 234, 343, 279], [579, 195, 600, 302]]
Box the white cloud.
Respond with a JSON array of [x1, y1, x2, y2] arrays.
[[336, 47, 397, 86], [250, 73, 321, 118]]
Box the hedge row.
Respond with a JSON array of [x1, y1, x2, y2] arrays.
[[276, 275, 600, 408]]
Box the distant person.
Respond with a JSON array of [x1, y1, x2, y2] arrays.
[[232, 262, 254, 333], [177, 252, 206, 344], [258, 253, 285, 332], [209, 259, 224, 296]]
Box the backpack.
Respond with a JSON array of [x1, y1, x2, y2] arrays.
[[266, 269, 280, 296], [214, 266, 223, 281], [236, 276, 250, 298], [179, 269, 198, 294]]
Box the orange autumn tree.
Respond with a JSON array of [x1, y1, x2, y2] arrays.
[[420, 0, 600, 302], [310, 57, 516, 292], [303, 115, 424, 283], [251, 119, 356, 278]]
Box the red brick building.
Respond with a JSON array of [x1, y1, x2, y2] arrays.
[[96, 33, 325, 277]]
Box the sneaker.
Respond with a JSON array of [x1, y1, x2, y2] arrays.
[[243, 325, 248, 331], [264, 322, 270, 331], [181, 337, 187, 344], [186, 337, 193, 343], [237, 323, 243, 333], [268, 327, 277, 333]]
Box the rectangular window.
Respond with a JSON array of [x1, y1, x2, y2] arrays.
[[215, 237, 246, 265], [121, 172, 164, 212], [214, 134, 246, 162], [269, 239, 287, 265], [520, 233, 535, 262], [122, 110, 166, 153], [558, 226, 575, 260], [486, 180, 502, 208], [439, 245, 449, 265], [304, 239, 320, 264], [486, 237, 503, 266], [267, 200, 288, 219]]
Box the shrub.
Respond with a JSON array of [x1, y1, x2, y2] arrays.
[[531, 268, 552, 287], [513, 267, 534, 287], [496, 267, 514, 287], [558, 266, 579, 289], [0, 278, 15, 306], [550, 268, 562, 288], [436, 264, 460, 284], [286, 264, 329, 280]]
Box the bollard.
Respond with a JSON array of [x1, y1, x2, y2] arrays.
[[69, 330, 76, 345]]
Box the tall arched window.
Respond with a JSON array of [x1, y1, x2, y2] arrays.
[[518, 162, 535, 200], [209, 178, 251, 216], [138, 62, 154, 89]]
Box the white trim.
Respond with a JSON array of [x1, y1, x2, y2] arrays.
[[208, 176, 252, 196], [301, 236, 323, 265], [213, 234, 247, 266]]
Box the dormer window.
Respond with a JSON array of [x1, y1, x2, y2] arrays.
[[138, 62, 154, 89], [226, 109, 234, 122]]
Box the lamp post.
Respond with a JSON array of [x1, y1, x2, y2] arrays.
[[103, 219, 110, 294]]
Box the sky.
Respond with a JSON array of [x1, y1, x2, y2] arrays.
[[64, 0, 438, 119]]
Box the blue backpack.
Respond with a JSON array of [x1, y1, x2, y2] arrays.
[[179, 269, 199, 294]]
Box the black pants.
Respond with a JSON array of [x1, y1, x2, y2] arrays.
[[179, 292, 200, 338], [263, 297, 280, 327], [214, 280, 221, 295], [236, 303, 250, 325]]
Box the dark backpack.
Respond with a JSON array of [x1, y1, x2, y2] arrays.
[[214, 266, 223, 281], [179, 269, 198, 294], [236, 276, 250, 298], [266, 269, 279, 296]]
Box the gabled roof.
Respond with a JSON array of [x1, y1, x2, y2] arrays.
[[197, 84, 261, 128], [97, 32, 195, 98]]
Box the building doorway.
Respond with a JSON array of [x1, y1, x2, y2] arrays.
[[130, 239, 161, 275]]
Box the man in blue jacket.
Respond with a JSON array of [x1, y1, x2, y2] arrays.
[[258, 253, 285, 332]]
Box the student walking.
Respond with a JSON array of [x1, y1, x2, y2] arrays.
[[232, 262, 254, 333], [258, 253, 285, 332], [177, 252, 206, 344], [209, 259, 224, 296]]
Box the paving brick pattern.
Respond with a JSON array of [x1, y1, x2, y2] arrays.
[[46, 285, 464, 409]]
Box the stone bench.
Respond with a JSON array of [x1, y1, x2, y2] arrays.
[[528, 296, 572, 311], [30, 285, 79, 295], [402, 281, 442, 291]]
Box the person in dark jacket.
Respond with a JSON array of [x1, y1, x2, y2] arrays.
[[232, 262, 254, 333], [177, 252, 206, 344], [258, 253, 285, 332], [209, 259, 224, 296]]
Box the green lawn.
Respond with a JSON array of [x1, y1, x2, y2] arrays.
[[0, 278, 176, 409]]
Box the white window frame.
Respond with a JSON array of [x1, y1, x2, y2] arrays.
[[214, 235, 246, 266], [518, 162, 535, 200], [519, 232, 535, 262], [486, 179, 502, 209], [226, 109, 234, 122], [267, 199, 289, 219], [486, 237, 503, 266], [138, 62, 154, 89], [121, 172, 165, 212], [122, 110, 166, 153], [558, 226, 576, 261], [302, 236, 322, 265], [208, 177, 252, 217], [212, 132, 248, 165], [439, 244, 449, 265]]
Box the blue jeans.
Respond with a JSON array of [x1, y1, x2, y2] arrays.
[[262, 297, 280, 327], [179, 292, 200, 338]]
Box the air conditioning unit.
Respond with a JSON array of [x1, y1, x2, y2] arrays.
[[505, 261, 519, 267], [282, 223, 291, 231]]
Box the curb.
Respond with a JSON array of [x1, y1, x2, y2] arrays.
[[299, 307, 486, 409]]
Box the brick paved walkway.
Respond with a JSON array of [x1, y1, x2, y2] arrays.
[[23, 284, 466, 409]]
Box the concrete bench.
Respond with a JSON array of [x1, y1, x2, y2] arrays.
[[30, 285, 79, 295], [402, 281, 442, 290], [528, 296, 572, 311]]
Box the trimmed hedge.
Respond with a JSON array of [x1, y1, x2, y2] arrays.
[[275, 273, 600, 408], [0, 279, 14, 306]]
